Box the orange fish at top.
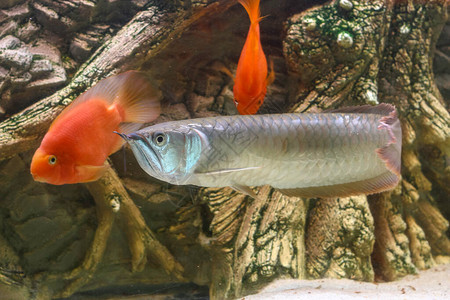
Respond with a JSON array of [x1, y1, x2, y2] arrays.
[[30, 71, 161, 185], [233, 0, 274, 115]]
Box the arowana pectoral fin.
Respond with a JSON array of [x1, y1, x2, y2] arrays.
[[231, 183, 259, 199], [194, 166, 261, 176]]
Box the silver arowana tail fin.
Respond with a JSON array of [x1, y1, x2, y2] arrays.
[[376, 108, 402, 176], [280, 104, 402, 198]]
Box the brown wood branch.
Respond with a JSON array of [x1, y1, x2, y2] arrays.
[[405, 214, 435, 270], [376, 0, 449, 266], [43, 164, 185, 298], [202, 185, 308, 298], [307, 196, 375, 281], [369, 189, 417, 281], [50, 172, 117, 298], [117, 173, 185, 279], [42, 166, 116, 298]]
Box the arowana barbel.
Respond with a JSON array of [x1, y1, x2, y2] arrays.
[[117, 104, 402, 198]]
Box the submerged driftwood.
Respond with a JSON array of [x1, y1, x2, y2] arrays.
[[283, 0, 450, 283], [0, 0, 449, 299]]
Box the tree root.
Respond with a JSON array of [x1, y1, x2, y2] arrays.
[[43, 165, 184, 298], [116, 171, 185, 279], [48, 171, 116, 298], [200, 186, 308, 299]]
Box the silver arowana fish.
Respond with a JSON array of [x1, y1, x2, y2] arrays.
[[117, 104, 402, 198]]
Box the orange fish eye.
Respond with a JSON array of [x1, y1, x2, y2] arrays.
[[234, 99, 239, 105], [48, 155, 57, 166]]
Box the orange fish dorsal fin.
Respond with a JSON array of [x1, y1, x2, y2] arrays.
[[113, 71, 162, 123], [238, 0, 262, 24], [55, 71, 162, 126]]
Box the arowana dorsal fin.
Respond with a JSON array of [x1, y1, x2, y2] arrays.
[[324, 103, 395, 115]]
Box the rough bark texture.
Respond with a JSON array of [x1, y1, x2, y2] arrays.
[[198, 186, 308, 298], [0, 0, 449, 299], [306, 196, 375, 281]]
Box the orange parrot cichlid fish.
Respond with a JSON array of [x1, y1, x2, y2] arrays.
[[233, 0, 274, 115], [30, 71, 162, 185]]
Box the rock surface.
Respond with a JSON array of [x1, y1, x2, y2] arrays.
[[0, 0, 147, 120]]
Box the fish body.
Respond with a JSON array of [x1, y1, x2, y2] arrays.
[[30, 71, 161, 185], [233, 0, 274, 115], [120, 104, 402, 198]]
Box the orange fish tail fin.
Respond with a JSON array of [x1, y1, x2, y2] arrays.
[[266, 58, 275, 86], [114, 71, 162, 123], [238, 0, 261, 24]]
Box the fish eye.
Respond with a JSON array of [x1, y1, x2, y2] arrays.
[[153, 132, 166, 146], [48, 155, 57, 165], [234, 99, 239, 105]]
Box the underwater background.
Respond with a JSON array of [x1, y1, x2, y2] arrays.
[[0, 0, 449, 299]]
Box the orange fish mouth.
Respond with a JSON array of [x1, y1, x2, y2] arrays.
[[31, 173, 47, 183]]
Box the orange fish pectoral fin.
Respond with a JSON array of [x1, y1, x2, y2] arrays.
[[218, 65, 235, 81], [266, 58, 275, 86], [75, 164, 108, 183]]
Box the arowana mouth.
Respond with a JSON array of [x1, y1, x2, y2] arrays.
[[114, 131, 130, 141], [115, 131, 163, 175]]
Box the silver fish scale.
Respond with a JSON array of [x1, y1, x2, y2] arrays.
[[183, 113, 390, 189]]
